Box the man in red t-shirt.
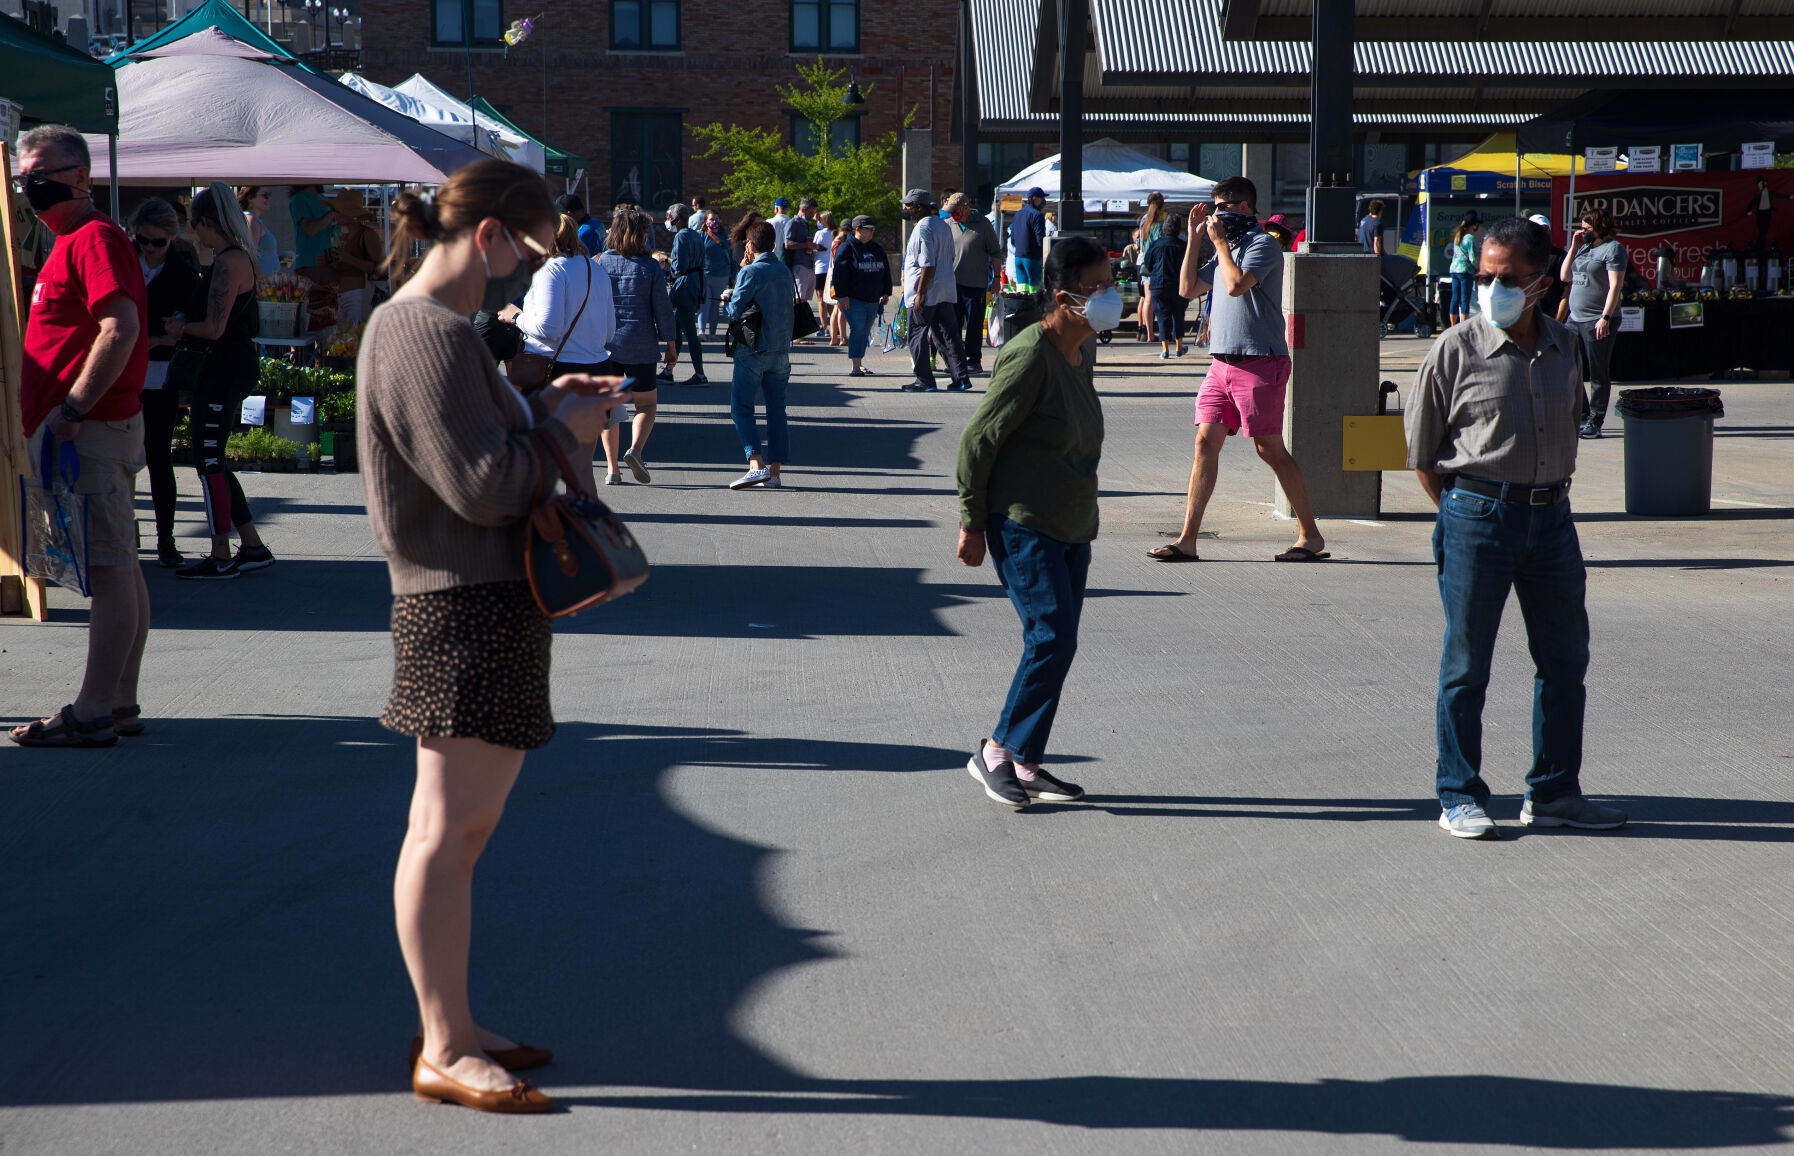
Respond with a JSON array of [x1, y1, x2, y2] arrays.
[[10, 125, 151, 750]]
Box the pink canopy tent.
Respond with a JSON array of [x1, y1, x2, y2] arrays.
[[84, 37, 487, 185]]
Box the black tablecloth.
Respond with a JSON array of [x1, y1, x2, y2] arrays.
[[1610, 297, 1794, 381]]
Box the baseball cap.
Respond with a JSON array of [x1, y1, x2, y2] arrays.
[[773, 197, 791, 208], [667, 202, 688, 217], [851, 214, 875, 229], [1528, 213, 1550, 227], [902, 188, 933, 206], [1027, 186, 1046, 199]]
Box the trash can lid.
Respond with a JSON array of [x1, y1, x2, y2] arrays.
[[1616, 386, 1724, 420]]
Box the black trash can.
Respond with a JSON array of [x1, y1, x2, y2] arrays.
[[1615, 387, 1724, 516], [994, 291, 1045, 345]]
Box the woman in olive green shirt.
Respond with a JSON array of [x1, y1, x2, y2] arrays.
[[955, 236, 1113, 811]]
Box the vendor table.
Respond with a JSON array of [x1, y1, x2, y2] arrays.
[[1611, 297, 1794, 381]]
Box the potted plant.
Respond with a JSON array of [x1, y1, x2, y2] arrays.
[[318, 387, 358, 473], [225, 428, 302, 472], [256, 273, 311, 339]]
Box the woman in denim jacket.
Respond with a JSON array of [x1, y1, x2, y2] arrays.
[[596, 210, 676, 485]]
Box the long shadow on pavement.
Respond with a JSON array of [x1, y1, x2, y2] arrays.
[[5, 720, 1791, 1144]]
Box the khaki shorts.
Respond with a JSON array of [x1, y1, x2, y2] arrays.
[[27, 414, 146, 568]]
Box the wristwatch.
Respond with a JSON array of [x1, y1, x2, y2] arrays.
[[59, 400, 87, 424]]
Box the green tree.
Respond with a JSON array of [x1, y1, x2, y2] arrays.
[[691, 59, 910, 226]]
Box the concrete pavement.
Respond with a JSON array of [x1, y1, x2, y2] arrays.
[[3, 328, 1793, 1154]]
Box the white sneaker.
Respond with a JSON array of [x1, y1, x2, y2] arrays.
[[730, 466, 772, 490], [604, 472, 622, 486], [1439, 803, 1499, 840], [762, 474, 782, 489]]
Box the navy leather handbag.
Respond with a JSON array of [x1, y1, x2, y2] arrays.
[[524, 429, 649, 616]]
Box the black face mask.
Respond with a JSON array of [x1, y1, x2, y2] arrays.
[[24, 174, 81, 213], [1215, 210, 1260, 244]]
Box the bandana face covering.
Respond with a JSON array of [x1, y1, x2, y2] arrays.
[[1215, 211, 1260, 245]]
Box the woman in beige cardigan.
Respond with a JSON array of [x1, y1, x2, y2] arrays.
[[358, 160, 626, 1114]]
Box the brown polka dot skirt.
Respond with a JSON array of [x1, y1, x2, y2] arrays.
[[382, 580, 555, 751]]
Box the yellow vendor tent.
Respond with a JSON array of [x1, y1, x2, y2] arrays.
[[1401, 134, 1627, 272]]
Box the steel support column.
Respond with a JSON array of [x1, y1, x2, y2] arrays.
[[1058, 0, 1085, 231], [960, 0, 980, 209], [1307, 0, 1355, 246]]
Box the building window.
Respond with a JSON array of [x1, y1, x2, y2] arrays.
[[433, 0, 503, 44], [611, 111, 684, 209], [1197, 144, 1244, 181], [612, 0, 679, 49], [1168, 143, 1192, 173], [791, 0, 857, 52], [976, 142, 1038, 209], [790, 115, 860, 157]]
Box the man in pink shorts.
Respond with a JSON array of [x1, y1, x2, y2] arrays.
[[1147, 177, 1328, 563]]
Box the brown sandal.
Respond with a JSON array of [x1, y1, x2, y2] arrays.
[[112, 703, 144, 738], [10, 705, 118, 748]]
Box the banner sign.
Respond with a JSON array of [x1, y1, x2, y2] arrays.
[[1618, 306, 1644, 333], [1741, 142, 1776, 171], [1552, 170, 1794, 283], [1629, 146, 1661, 174], [1585, 147, 1618, 174]]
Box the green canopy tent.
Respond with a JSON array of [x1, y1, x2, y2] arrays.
[[1, 13, 121, 213], [466, 96, 585, 182], [108, 0, 323, 75]]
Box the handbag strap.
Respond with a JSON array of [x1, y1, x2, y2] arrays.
[[529, 425, 617, 507], [547, 257, 593, 371]]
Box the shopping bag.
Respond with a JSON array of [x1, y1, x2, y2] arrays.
[[987, 299, 1009, 347], [888, 301, 908, 349], [19, 434, 92, 596]]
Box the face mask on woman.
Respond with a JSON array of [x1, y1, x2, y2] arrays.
[[1476, 275, 1543, 329], [479, 229, 537, 313], [1066, 285, 1124, 332]]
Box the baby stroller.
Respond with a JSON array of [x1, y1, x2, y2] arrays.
[[1378, 253, 1437, 339]]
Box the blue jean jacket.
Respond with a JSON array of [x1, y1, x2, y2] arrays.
[[725, 254, 795, 355]]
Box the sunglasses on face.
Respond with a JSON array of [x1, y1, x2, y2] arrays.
[[510, 229, 552, 274], [1472, 272, 1538, 289], [1212, 198, 1242, 210], [132, 235, 170, 249], [11, 162, 82, 193]]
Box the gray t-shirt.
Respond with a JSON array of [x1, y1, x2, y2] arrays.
[[1201, 231, 1289, 358], [1357, 214, 1381, 253], [1569, 238, 1627, 323]]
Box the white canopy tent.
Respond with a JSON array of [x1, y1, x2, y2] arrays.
[[390, 74, 547, 174], [337, 72, 509, 161], [85, 36, 489, 184], [997, 138, 1217, 206]]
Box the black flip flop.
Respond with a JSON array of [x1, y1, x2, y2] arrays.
[[1147, 544, 1200, 563], [1274, 546, 1332, 562]]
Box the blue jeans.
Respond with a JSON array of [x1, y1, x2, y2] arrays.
[[701, 272, 730, 337], [730, 349, 790, 463], [1433, 484, 1589, 809], [1450, 272, 1474, 315], [987, 516, 1090, 764], [844, 298, 880, 360]]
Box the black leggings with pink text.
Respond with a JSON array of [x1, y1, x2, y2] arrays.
[[194, 377, 255, 537]]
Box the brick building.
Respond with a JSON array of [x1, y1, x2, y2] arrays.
[[358, 0, 971, 216]]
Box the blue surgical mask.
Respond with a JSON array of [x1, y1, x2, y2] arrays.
[[1067, 286, 1123, 332], [1477, 275, 1544, 329]]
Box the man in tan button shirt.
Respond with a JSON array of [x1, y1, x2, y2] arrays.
[[1405, 216, 1626, 841]]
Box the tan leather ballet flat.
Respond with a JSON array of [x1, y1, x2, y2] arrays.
[[409, 1035, 553, 1072], [412, 1058, 554, 1114]]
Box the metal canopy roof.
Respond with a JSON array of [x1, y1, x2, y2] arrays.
[[1085, 0, 1794, 88], [968, 0, 1538, 139], [1220, 0, 1794, 42]]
